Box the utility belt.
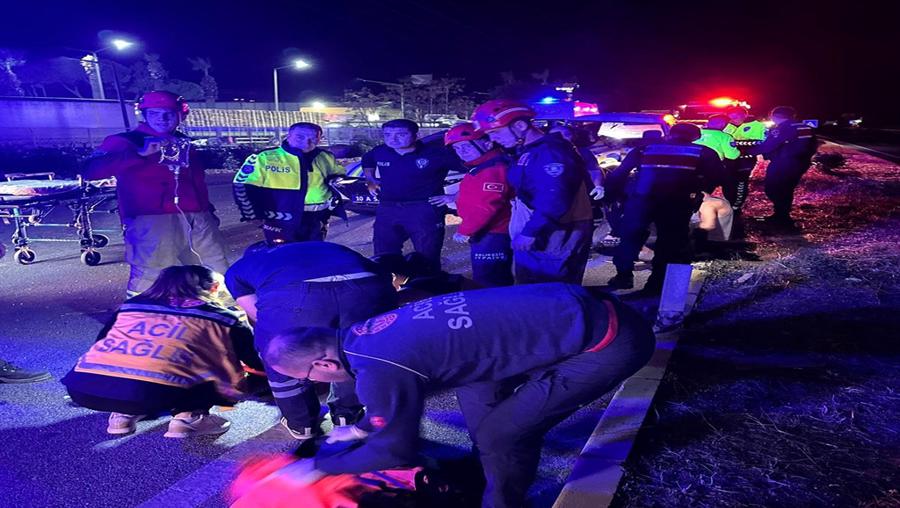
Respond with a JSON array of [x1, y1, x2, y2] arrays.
[[303, 271, 378, 283]]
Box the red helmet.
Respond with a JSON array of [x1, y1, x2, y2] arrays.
[[444, 122, 483, 146], [471, 99, 535, 132], [137, 90, 190, 119]]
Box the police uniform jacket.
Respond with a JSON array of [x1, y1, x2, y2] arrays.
[[605, 140, 725, 199], [747, 122, 817, 167], [233, 143, 346, 221], [508, 133, 593, 237]]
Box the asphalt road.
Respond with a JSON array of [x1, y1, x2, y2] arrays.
[[0, 172, 640, 508]]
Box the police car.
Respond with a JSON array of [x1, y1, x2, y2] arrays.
[[333, 130, 466, 214]]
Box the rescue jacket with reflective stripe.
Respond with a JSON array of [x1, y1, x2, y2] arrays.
[[233, 144, 345, 221], [607, 141, 724, 198]]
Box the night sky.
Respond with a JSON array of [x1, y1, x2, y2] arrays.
[[2, 0, 898, 122]]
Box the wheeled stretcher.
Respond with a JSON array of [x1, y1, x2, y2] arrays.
[[0, 172, 119, 266]]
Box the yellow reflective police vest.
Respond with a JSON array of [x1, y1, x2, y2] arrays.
[[235, 146, 345, 205], [724, 120, 767, 141], [695, 129, 740, 160]]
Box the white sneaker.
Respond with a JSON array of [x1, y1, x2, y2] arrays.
[[280, 417, 316, 441], [164, 413, 231, 438], [107, 413, 146, 435]]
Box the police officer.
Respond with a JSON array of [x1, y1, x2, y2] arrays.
[[224, 241, 398, 440], [696, 114, 740, 163], [472, 100, 593, 284], [723, 106, 768, 212], [444, 123, 515, 287], [746, 106, 818, 224], [362, 119, 460, 273], [605, 123, 725, 292], [264, 283, 656, 508], [233, 122, 346, 245]]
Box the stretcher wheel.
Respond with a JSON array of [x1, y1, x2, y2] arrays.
[[91, 234, 110, 248], [14, 248, 36, 265], [81, 250, 102, 266]]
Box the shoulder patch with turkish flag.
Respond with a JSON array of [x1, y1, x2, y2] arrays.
[[483, 182, 505, 192]]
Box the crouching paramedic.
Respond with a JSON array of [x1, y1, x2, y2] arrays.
[[84, 91, 230, 294], [233, 122, 346, 244], [62, 265, 262, 438], [264, 283, 656, 508], [225, 241, 398, 440], [472, 100, 593, 284], [444, 122, 515, 287]]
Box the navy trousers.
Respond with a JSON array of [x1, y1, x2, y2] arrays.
[[373, 201, 446, 273], [613, 196, 695, 286], [262, 210, 330, 245], [470, 233, 514, 287], [455, 297, 656, 508], [254, 276, 397, 432], [764, 161, 809, 219]]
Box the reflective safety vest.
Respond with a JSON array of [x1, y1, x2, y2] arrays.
[[695, 129, 740, 160], [233, 146, 346, 221], [633, 143, 705, 197], [724, 120, 767, 141]]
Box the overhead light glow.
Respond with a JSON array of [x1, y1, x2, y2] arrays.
[[293, 59, 312, 70], [311, 101, 326, 110], [110, 39, 134, 51]]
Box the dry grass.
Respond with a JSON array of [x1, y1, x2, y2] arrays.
[[614, 145, 900, 507]]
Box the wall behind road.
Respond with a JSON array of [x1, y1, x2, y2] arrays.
[[0, 96, 138, 147]]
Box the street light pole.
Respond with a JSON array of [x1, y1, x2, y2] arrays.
[[273, 67, 280, 112], [90, 51, 106, 100]]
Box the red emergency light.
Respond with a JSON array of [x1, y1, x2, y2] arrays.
[[573, 101, 599, 117], [709, 97, 735, 108]]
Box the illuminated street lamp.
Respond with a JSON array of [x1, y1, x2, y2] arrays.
[[89, 37, 137, 100], [273, 58, 312, 112]]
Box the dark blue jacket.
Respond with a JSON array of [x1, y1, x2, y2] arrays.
[[507, 133, 593, 237], [314, 283, 619, 474], [605, 140, 724, 199], [748, 122, 817, 168]]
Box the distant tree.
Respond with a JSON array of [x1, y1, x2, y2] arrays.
[[0, 48, 25, 96], [188, 57, 218, 103], [17, 57, 88, 97], [342, 86, 392, 126], [144, 53, 167, 88], [161, 79, 204, 101], [490, 71, 555, 101]]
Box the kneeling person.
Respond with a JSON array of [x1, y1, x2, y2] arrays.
[[63, 265, 261, 438], [225, 241, 398, 440], [265, 283, 655, 508]]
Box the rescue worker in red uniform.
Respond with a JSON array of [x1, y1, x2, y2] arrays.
[[605, 123, 725, 292], [472, 100, 593, 285], [747, 106, 818, 225], [444, 123, 515, 287], [85, 91, 229, 295]]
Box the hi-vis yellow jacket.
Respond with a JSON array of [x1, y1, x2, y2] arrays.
[[233, 144, 346, 221]]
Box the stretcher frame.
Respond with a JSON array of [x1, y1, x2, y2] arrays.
[[0, 172, 120, 266]]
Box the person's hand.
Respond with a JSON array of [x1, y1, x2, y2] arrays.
[[325, 424, 369, 444], [589, 185, 605, 201], [428, 193, 456, 206], [511, 234, 536, 251], [273, 458, 326, 486], [366, 179, 381, 197], [453, 232, 470, 244], [137, 141, 162, 157]]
